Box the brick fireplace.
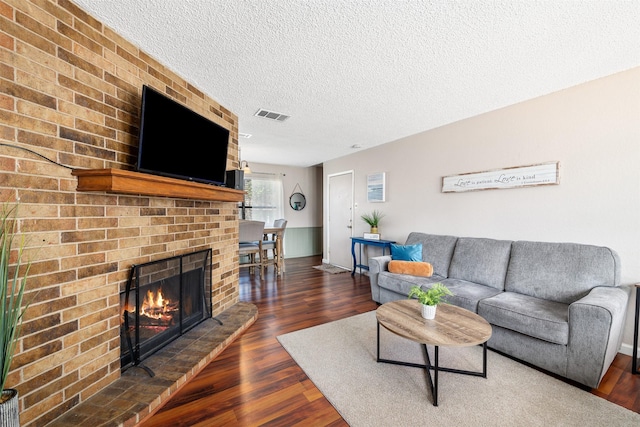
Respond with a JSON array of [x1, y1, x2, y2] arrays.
[[0, 1, 246, 425]]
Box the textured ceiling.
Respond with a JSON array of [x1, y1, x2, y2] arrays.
[[73, 0, 640, 167]]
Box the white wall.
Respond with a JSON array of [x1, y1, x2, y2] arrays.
[[244, 162, 323, 228], [324, 67, 640, 352]]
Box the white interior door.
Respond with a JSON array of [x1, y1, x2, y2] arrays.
[[328, 171, 354, 269]]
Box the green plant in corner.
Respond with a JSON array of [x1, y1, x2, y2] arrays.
[[408, 283, 453, 306], [360, 210, 385, 231], [1, 203, 30, 402]]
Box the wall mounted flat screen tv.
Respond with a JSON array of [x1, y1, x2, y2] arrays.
[[136, 85, 230, 186]]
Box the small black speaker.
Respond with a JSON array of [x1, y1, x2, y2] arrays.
[[225, 170, 244, 190]]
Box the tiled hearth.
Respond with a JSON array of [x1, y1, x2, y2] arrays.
[[48, 303, 257, 427]]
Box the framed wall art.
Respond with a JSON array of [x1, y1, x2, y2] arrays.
[[367, 172, 386, 202]]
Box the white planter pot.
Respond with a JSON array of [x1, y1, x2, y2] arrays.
[[0, 389, 19, 427], [421, 304, 437, 320]]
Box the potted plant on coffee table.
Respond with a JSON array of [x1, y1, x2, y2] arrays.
[[408, 283, 453, 319], [1, 203, 31, 426], [360, 210, 385, 234]]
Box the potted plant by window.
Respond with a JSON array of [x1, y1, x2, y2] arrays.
[[360, 210, 385, 234], [1, 203, 31, 426], [408, 283, 453, 319]]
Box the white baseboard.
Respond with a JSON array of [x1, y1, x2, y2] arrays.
[[619, 342, 636, 357]]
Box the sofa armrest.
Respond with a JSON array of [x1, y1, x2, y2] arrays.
[[369, 255, 392, 303], [567, 286, 630, 388]]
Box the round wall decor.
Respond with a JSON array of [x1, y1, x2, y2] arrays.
[[290, 192, 306, 211]]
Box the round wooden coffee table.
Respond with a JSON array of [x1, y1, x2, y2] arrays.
[[376, 299, 492, 406]]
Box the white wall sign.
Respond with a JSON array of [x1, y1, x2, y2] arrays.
[[442, 162, 560, 193]]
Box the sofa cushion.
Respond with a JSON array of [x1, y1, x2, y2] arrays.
[[390, 243, 422, 261], [378, 271, 444, 297], [405, 233, 458, 278], [478, 292, 569, 345], [448, 237, 512, 290], [505, 241, 621, 304], [388, 260, 433, 277], [439, 278, 503, 313]]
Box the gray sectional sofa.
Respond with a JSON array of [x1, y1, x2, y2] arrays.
[[368, 232, 629, 388]]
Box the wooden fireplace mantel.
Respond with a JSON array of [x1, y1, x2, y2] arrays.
[[72, 168, 245, 202]]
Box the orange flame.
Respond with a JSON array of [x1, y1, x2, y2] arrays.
[[140, 287, 170, 319]]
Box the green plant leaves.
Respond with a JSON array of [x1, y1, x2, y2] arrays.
[[0, 203, 30, 392], [407, 283, 453, 306]]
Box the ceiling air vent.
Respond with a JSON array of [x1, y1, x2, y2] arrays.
[[254, 109, 290, 122]]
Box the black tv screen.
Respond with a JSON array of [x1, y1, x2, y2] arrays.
[[136, 85, 230, 186]]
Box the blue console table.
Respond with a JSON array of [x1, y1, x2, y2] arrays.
[[351, 237, 396, 277]]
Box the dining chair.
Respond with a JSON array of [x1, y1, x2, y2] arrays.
[[239, 220, 265, 278], [262, 219, 287, 274]]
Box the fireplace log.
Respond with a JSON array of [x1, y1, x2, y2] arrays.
[[125, 311, 175, 328]]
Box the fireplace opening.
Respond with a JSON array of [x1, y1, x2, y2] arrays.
[[120, 249, 212, 373]]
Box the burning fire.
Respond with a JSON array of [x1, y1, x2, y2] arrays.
[[141, 287, 167, 318], [140, 287, 177, 321]]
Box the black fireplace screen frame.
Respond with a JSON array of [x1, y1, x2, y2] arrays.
[[121, 249, 212, 373]]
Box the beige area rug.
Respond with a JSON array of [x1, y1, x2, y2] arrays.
[[313, 263, 350, 274], [277, 311, 640, 427]]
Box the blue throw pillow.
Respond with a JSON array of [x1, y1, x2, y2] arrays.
[[390, 243, 423, 262]]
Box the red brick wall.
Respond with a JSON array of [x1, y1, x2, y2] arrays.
[[0, 1, 240, 425]]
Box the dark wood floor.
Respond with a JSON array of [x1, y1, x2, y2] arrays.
[[141, 256, 640, 426]]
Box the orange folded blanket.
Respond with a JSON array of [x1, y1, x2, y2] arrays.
[[388, 260, 433, 277]]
